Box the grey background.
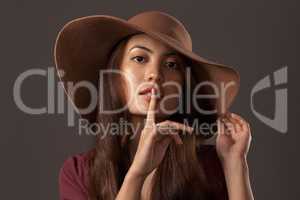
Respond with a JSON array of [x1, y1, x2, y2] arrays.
[[1, 0, 299, 199]]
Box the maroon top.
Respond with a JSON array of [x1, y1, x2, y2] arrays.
[[58, 146, 227, 200], [58, 149, 94, 200]]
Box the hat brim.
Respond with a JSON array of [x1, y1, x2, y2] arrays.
[[54, 15, 240, 124]]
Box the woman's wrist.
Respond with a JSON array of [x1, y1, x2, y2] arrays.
[[221, 155, 254, 200], [221, 154, 249, 173], [116, 166, 147, 200], [126, 165, 148, 182]]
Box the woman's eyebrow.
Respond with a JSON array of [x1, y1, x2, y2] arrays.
[[128, 45, 179, 57], [164, 51, 179, 57], [129, 45, 154, 53]]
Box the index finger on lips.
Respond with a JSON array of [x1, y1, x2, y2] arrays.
[[146, 88, 157, 125]]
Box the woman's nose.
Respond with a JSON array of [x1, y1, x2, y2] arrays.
[[146, 72, 161, 82], [145, 64, 164, 83]]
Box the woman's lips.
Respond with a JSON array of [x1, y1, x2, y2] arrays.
[[143, 94, 152, 102], [139, 87, 156, 95], [142, 92, 159, 102], [139, 87, 162, 102]]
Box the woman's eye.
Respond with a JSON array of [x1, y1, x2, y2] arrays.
[[132, 56, 146, 63], [165, 61, 178, 69]]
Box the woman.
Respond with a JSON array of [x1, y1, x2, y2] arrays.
[[55, 11, 254, 200]]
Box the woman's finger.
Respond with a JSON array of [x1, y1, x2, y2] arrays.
[[217, 117, 225, 136], [227, 113, 242, 133], [171, 133, 183, 145], [221, 116, 235, 135], [146, 88, 157, 126], [230, 113, 250, 133], [156, 128, 183, 145], [158, 121, 194, 134]]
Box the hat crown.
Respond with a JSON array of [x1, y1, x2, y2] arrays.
[[128, 11, 192, 50]]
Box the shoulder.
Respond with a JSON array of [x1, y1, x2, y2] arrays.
[[58, 148, 95, 200], [59, 148, 95, 178]]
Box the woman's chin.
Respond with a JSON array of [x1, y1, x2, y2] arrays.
[[132, 98, 178, 118], [133, 107, 172, 120]]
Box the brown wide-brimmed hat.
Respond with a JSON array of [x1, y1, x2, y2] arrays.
[[54, 11, 240, 124]]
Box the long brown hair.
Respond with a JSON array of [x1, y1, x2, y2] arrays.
[[87, 34, 228, 200]]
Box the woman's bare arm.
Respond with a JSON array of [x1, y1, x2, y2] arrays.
[[222, 156, 254, 200], [116, 168, 147, 200], [216, 112, 254, 200]]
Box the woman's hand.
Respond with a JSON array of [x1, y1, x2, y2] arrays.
[[216, 112, 252, 164], [128, 88, 194, 178], [216, 112, 254, 200], [117, 88, 193, 200]]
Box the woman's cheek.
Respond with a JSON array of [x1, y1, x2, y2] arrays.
[[127, 82, 148, 113]]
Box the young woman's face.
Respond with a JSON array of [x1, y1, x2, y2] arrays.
[[119, 34, 185, 119]]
